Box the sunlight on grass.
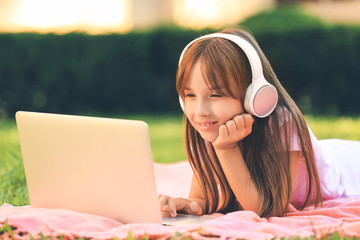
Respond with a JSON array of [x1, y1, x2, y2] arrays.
[[0, 119, 28, 205], [0, 120, 22, 174], [306, 115, 360, 141]]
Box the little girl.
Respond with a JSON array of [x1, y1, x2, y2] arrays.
[[159, 28, 360, 217]]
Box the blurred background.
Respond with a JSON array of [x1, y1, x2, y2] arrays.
[[0, 0, 360, 117]]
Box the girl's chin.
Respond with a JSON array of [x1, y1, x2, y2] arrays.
[[198, 132, 218, 143]]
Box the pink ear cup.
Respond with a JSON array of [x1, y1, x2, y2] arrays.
[[244, 77, 278, 118], [253, 86, 278, 117]]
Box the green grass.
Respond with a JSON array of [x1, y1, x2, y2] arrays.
[[0, 118, 28, 206], [306, 115, 360, 141]]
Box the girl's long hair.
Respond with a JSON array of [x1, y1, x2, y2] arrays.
[[176, 28, 322, 217]]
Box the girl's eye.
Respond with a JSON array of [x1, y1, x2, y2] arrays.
[[210, 94, 222, 98], [185, 93, 195, 98]]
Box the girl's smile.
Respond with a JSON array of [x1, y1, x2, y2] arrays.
[[195, 121, 218, 131], [183, 60, 244, 142]]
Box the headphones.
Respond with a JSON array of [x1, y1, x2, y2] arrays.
[[178, 33, 278, 118]]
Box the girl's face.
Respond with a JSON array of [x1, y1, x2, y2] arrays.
[[183, 60, 245, 142]]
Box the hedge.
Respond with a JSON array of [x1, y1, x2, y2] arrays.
[[0, 29, 198, 116], [0, 6, 359, 116]]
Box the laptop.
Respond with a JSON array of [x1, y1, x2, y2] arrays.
[[15, 111, 213, 225], [16, 111, 162, 224]]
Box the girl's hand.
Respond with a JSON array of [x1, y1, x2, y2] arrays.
[[213, 114, 254, 150], [158, 194, 203, 217]]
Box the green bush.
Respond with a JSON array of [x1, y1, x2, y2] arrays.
[[241, 5, 326, 33], [0, 28, 201, 117], [0, 6, 359, 116]]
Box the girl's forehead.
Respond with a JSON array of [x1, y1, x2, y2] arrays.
[[184, 60, 219, 88], [184, 60, 242, 98], [202, 62, 241, 95]]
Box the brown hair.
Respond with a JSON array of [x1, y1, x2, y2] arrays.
[[176, 28, 322, 217]]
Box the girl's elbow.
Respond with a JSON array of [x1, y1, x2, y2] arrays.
[[259, 203, 288, 218], [241, 200, 285, 217], [239, 200, 262, 216]]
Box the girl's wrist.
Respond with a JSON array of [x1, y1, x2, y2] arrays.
[[213, 143, 242, 156], [212, 140, 239, 151]]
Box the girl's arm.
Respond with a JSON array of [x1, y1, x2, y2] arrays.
[[213, 114, 299, 215], [188, 173, 206, 212], [215, 147, 299, 215], [214, 146, 260, 213], [159, 173, 205, 217]]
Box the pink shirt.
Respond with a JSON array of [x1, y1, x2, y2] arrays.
[[277, 113, 360, 208]]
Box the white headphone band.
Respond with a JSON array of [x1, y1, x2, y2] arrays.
[[178, 33, 264, 82]]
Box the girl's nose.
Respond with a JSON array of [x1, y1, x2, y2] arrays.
[[195, 99, 211, 116]]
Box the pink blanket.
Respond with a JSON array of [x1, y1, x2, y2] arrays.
[[1, 161, 360, 239]]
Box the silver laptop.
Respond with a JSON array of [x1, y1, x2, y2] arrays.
[[16, 111, 162, 224]]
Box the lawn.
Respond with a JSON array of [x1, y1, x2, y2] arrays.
[[0, 114, 360, 206]]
